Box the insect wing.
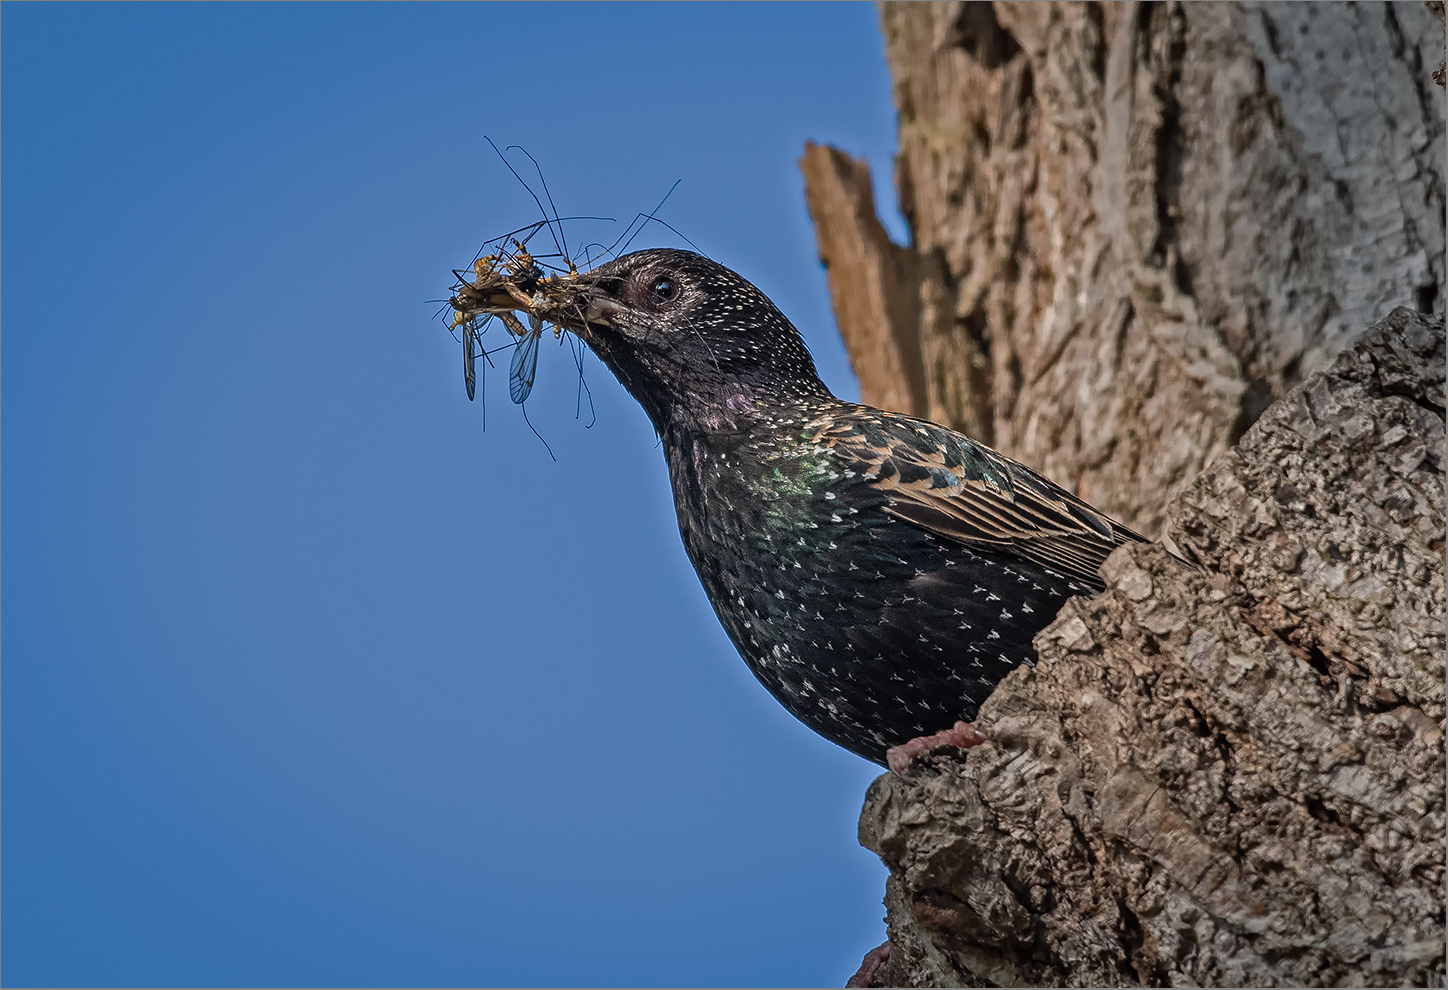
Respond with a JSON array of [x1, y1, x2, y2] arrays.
[[464, 324, 477, 401], [509, 329, 540, 404]]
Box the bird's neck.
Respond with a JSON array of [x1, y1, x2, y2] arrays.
[[660, 379, 836, 438], [661, 392, 846, 493]]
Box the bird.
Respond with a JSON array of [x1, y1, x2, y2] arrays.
[[538, 248, 1147, 768]]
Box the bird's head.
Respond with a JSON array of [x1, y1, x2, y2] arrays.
[[551, 249, 832, 433]]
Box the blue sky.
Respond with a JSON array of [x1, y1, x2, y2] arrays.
[[3, 4, 911, 985]]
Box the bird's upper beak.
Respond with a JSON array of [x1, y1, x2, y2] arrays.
[[532, 272, 628, 336]]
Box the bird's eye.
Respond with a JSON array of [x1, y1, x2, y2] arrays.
[[648, 276, 678, 307]]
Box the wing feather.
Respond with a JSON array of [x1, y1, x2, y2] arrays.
[[812, 409, 1145, 589]]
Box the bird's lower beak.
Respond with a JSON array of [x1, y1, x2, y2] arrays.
[[583, 296, 623, 326]]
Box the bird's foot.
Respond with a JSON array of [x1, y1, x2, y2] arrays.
[[886, 720, 987, 775], [845, 940, 891, 988]]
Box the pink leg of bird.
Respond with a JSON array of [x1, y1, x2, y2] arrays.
[[886, 720, 988, 775], [845, 940, 891, 988]]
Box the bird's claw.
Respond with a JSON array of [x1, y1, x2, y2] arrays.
[[886, 720, 987, 775]]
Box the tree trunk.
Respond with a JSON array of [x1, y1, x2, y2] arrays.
[[802, 0, 1444, 540], [801, 2, 1447, 985], [859, 309, 1445, 987]]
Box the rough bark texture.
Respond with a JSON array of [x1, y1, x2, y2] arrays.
[[857, 309, 1445, 988], [803, 0, 1445, 540], [800, 4, 1447, 985]]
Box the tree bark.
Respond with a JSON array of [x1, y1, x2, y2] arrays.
[[856, 309, 1444, 987], [801, 3, 1447, 985], [803, 0, 1445, 540]]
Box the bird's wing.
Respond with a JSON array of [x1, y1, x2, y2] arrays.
[[810, 409, 1146, 589]]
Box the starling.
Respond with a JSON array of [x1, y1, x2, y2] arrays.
[[540, 248, 1146, 766]]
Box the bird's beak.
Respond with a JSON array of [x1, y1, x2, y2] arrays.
[[533, 277, 624, 336], [582, 296, 623, 326]]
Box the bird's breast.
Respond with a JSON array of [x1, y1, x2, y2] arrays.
[[658, 428, 1088, 763]]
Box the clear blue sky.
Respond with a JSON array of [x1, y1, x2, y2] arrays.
[[3, 4, 911, 985]]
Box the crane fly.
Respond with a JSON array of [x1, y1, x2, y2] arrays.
[[509, 312, 542, 404], [443, 150, 684, 416], [442, 140, 684, 432], [448, 226, 579, 408]]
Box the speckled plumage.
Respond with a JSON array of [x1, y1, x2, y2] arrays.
[[552, 249, 1145, 765]]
